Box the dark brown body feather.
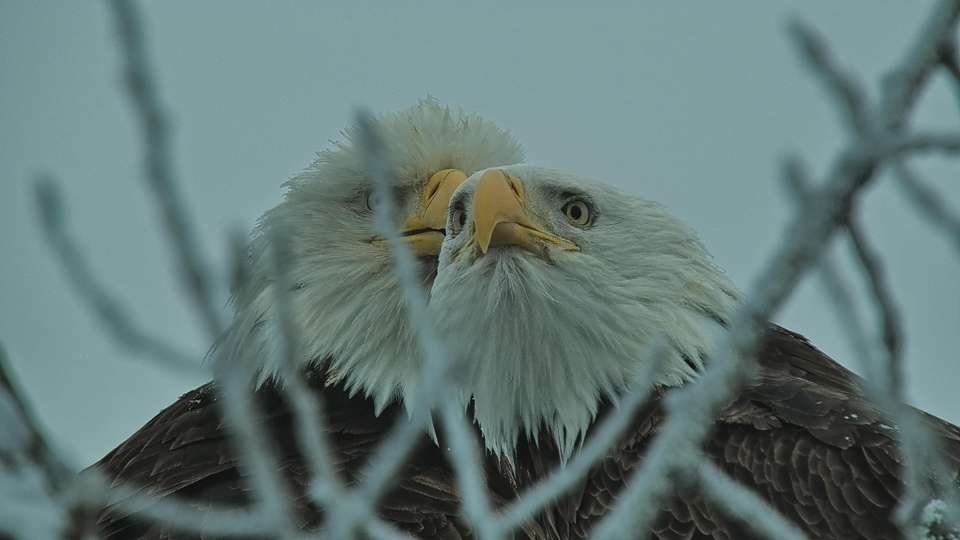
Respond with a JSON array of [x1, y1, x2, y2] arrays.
[[506, 326, 960, 539], [88, 364, 495, 539], [87, 327, 960, 539]]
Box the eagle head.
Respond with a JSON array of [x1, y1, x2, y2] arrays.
[[432, 165, 740, 459], [213, 99, 524, 414]]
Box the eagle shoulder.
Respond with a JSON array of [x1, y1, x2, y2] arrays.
[[511, 325, 960, 540], [88, 362, 480, 539]]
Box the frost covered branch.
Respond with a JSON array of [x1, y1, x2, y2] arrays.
[[845, 212, 904, 392], [787, 18, 960, 533], [879, 0, 960, 132], [801, 222, 958, 534], [785, 157, 904, 398], [108, 0, 225, 340], [0, 343, 74, 539], [942, 42, 960, 108], [8, 0, 960, 538], [33, 177, 206, 375], [209, 242, 301, 540], [210, 370, 300, 539], [893, 163, 960, 256], [793, 14, 960, 260], [0, 338, 282, 539], [264, 224, 344, 506], [593, 2, 960, 538], [804, 229, 960, 534], [790, 20, 872, 137], [440, 404, 500, 540], [328, 112, 498, 540], [782, 160, 884, 381]]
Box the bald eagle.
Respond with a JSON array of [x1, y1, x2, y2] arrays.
[[432, 165, 960, 539], [88, 99, 525, 539]]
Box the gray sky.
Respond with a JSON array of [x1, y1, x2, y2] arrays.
[[1, 1, 958, 468]]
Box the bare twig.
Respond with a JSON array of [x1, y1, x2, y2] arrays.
[[329, 112, 497, 540], [790, 20, 873, 136], [865, 131, 960, 156], [0, 343, 73, 539], [810, 242, 960, 535], [440, 404, 499, 540], [595, 136, 959, 538], [265, 223, 343, 506], [0, 343, 75, 485], [107, 0, 225, 340], [879, 0, 960, 133], [594, 3, 960, 537], [204, 239, 301, 539], [33, 177, 206, 375], [787, 158, 960, 537], [817, 254, 878, 375], [845, 216, 905, 396], [782, 159, 887, 382], [893, 162, 960, 256], [938, 41, 960, 110], [787, 16, 960, 532], [793, 16, 960, 262], [1, 342, 272, 539]]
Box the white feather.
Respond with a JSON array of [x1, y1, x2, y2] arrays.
[[432, 165, 741, 460], [211, 98, 524, 415]]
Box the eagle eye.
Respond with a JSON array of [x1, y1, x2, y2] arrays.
[[562, 200, 590, 227], [450, 206, 468, 236]]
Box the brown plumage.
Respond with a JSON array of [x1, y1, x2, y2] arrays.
[[88, 326, 960, 539], [82, 99, 528, 539], [427, 165, 960, 539], [504, 326, 960, 540], [89, 160, 960, 539], [91, 362, 478, 539]]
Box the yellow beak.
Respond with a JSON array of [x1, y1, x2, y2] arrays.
[[471, 169, 579, 255], [374, 169, 467, 256]]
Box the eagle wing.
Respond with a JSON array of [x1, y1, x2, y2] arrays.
[[511, 326, 960, 540], [89, 363, 478, 540]]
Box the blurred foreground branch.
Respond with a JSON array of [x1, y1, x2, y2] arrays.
[[593, 2, 960, 538], [33, 177, 206, 375], [4, 0, 959, 539], [0, 344, 73, 539], [327, 113, 499, 540], [893, 163, 960, 255], [108, 0, 225, 339]]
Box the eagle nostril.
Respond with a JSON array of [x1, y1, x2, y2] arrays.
[[505, 172, 525, 202]]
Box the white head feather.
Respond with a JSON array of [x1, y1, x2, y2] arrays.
[[212, 98, 524, 414], [431, 164, 740, 460]]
